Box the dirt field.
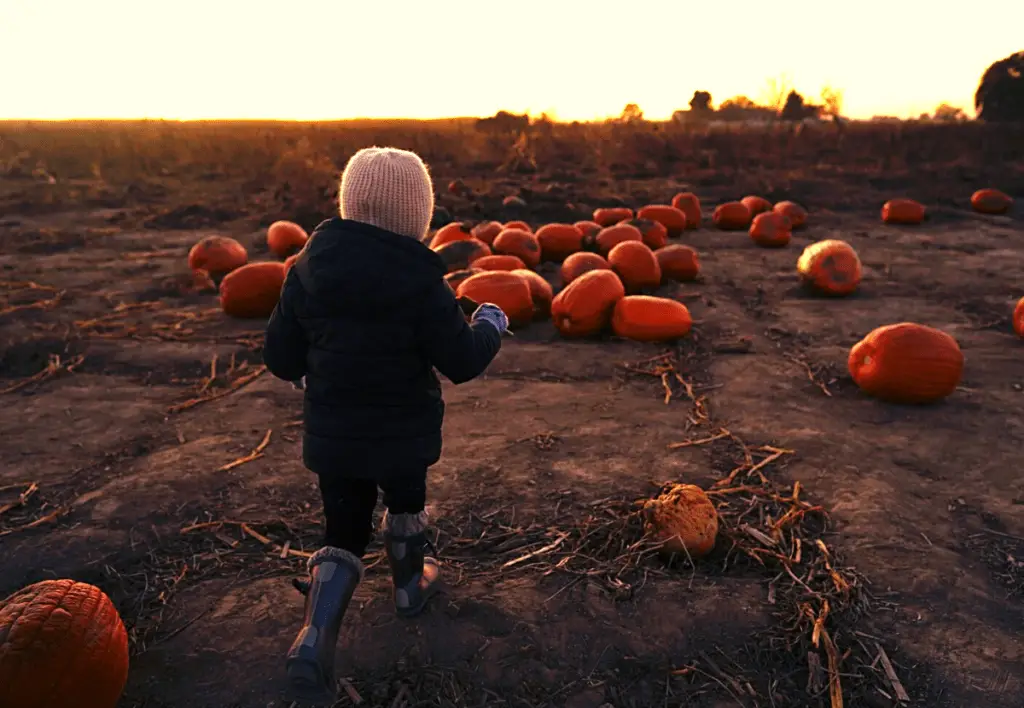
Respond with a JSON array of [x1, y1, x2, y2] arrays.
[[1, 120, 1023, 708]]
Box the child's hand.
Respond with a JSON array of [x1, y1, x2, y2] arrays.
[[471, 303, 509, 335]]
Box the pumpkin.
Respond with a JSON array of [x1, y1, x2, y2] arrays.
[[637, 204, 687, 238], [712, 201, 752, 231], [773, 201, 808, 228], [641, 484, 718, 557], [587, 223, 644, 255], [445, 268, 481, 293], [187, 235, 248, 284], [430, 222, 475, 249], [266, 220, 309, 258], [472, 254, 527, 272], [848, 323, 964, 404], [471, 220, 504, 245], [492, 228, 542, 268], [749, 212, 792, 248], [1014, 297, 1024, 338], [448, 178, 469, 197], [0, 579, 129, 708], [504, 220, 532, 232], [456, 270, 534, 326], [550, 269, 625, 338], [433, 238, 491, 272], [670, 192, 702, 229], [535, 223, 584, 262], [797, 239, 862, 296], [607, 241, 662, 293], [502, 195, 527, 209], [741, 195, 772, 216], [219, 261, 287, 318], [970, 188, 1012, 215], [512, 269, 554, 319], [622, 218, 668, 249], [283, 253, 300, 273], [593, 207, 634, 227], [655, 244, 700, 282], [612, 296, 692, 341], [881, 199, 925, 225], [573, 220, 603, 241], [560, 252, 611, 285]]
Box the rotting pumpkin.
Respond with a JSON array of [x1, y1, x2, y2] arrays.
[[550, 269, 626, 338], [749, 212, 792, 248], [188, 235, 248, 285], [219, 261, 287, 319], [471, 221, 504, 245], [773, 201, 807, 228], [455, 270, 534, 327], [430, 222, 475, 249], [848, 323, 964, 404], [621, 218, 668, 249], [512, 269, 554, 320], [266, 220, 309, 258], [637, 204, 687, 238], [492, 228, 542, 268], [593, 207, 634, 227], [611, 296, 693, 342], [712, 201, 752, 231], [797, 239, 862, 296], [535, 223, 584, 262], [445, 268, 481, 293], [433, 238, 491, 272], [740, 195, 772, 216], [607, 241, 662, 293], [641, 483, 718, 558], [560, 252, 611, 285], [655, 244, 700, 282]]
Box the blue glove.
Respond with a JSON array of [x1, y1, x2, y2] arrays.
[[471, 303, 509, 335], [292, 376, 306, 391]]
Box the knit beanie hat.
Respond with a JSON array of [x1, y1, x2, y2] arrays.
[[339, 147, 435, 240]]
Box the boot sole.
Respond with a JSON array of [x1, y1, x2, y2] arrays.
[[395, 584, 441, 618], [284, 658, 336, 706]]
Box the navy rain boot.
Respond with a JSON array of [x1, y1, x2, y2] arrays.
[[382, 510, 441, 617]]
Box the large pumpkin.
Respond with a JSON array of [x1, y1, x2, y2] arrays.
[[471, 221, 504, 245], [267, 220, 308, 258], [503, 220, 532, 232], [749, 212, 792, 248], [471, 254, 527, 271], [611, 296, 692, 342], [622, 218, 668, 249], [445, 268, 481, 293], [573, 220, 603, 242], [560, 252, 611, 285], [655, 244, 700, 282], [587, 223, 643, 256], [1013, 296, 1024, 338], [970, 188, 1012, 215], [773, 201, 807, 228], [550, 269, 625, 338], [712, 201, 752, 231], [881, 199, 925, 225], [535, 223, 584, 262], [641, 484, 718, 557], [0, 579, 129, 708], [593, 207, 634, 227], [797, 239, 862, 296], [219, 261, 287, 318], [670, 192, 702, 229], [187, 236, 248, 284], [848, 323, 964, 404], [740, 195, 772, 216], [456, 271, 534, 326], [283, 253, 300, 273], [637, 204, 687, 238], [512, 269, 554, 319], [492, 228, 542, 268], [430, 222, 475, 249], [433, 238, 491, 272], [607, 241, 662, 293]]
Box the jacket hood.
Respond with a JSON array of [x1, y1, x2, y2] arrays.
[[292, 218, 445, 312]]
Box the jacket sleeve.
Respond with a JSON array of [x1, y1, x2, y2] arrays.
[[417, 280, 502, 385], [263, 271, 309, 382]]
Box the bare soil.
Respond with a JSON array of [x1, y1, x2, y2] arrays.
[[1, 124, 1023, 708]]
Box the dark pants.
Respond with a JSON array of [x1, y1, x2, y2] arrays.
[[318, 470, 427, 558]]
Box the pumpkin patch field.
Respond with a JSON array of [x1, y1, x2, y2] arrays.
[[1, 119, 1024, 708]]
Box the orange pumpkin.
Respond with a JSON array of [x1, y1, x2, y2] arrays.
[[550, 269, 626, 338], [0, 579, 129, 708], [655, 244, 700, 282], [504, 220, 532, 232], [220, 261, 287, 318], [773, 201, 807, 228], [1014, 297, 1024, 338], [430, 222, 475, 249], [471, 220, 504, 245], [535, 223, 584, 262], [848, 323, 964, 404], [622, 218, 668, 249], [670, 192, 702, 229], [881, 199, 925, 225], [749, 212, 792, 247], [433, 238, 491, 272], [456, 270, 534, 326], [642, 483, 718, 557], [593, 207, 634, 227], [502, 195, 527, 209], [472, 254, 527, 272], [512, 269, 554, 319], [560, 252, 611, 285], [741, 195, 772, 216], [797, 240, 862, 296], [448, 179, 469, 197], [970, 188, 1012, 215], [607, 241, 662, 293], [267, 220, 309, 258], [445, 268, 481, 293], [612, 296, 693, 342], [283, 253, 300, 273], [187, 235, 248, 283], [637, 204, 687, 238], [712, 201, 752, 231], [573, 220, 603, 241], [492, 228, 542, 268], [588, 223, 644, 255]]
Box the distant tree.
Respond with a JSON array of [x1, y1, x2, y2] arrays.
[[820, 86, 844, 117], [719, 96, 757, 111], [689, 90, 713, 112], [933, 103, 968, 122], [620, 103, 644, 122], [475, 111, 530, 135], [975, 51, 1024, 122], [762, 75, 794, 112], [780, 90, 822, 121]]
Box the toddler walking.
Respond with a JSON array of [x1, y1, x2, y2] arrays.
[[262, 147, 508, 704]]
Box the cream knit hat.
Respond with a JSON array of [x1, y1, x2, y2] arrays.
[[339, 147, 435, 240]]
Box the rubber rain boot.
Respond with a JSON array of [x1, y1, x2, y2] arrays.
[[284, 546, 363, 705], [382, 510, 440, 617]]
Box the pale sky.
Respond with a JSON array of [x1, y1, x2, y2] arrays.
[[1, 0, 1021, 122]]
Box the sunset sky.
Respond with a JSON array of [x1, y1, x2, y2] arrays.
[[2, 0, 1021, 122]]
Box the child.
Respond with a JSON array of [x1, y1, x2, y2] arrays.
[[262, 146, 508, 704]]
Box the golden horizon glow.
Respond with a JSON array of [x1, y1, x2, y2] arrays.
[[2, 1, 1022, 123]]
